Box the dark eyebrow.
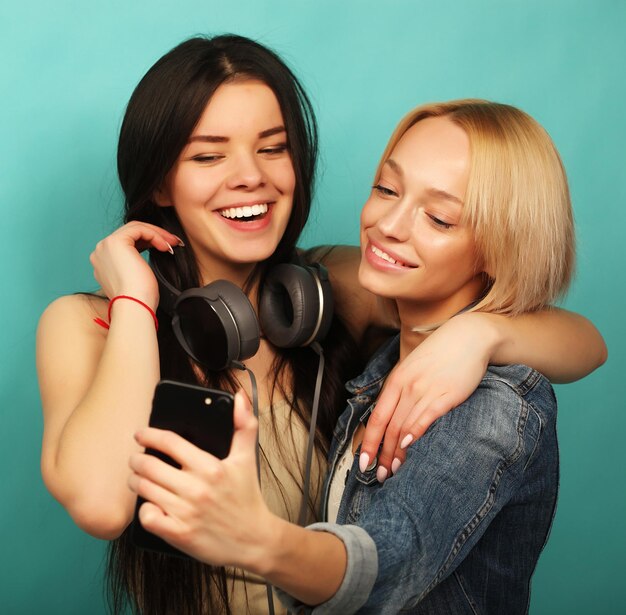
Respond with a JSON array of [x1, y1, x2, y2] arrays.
[[188, 135, 228, 143], [188, 126, 286, 144], [259, 125, 286, 139], [384, 159, 464, 206]]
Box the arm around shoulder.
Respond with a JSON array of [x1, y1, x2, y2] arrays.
[[481, 307, 607, 383]]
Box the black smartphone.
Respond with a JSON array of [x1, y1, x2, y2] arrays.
[[130, 379, 235, 557]]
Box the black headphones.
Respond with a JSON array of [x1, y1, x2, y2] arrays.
[[151, 256, 334, 370]]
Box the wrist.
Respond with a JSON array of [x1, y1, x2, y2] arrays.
[[243, 511, 289, 577], [97, 295, 159, 331], [115, 290, 159, 312], [456, 311, 503, 364]]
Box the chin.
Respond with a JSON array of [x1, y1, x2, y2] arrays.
[[358, 265, 392, 296]]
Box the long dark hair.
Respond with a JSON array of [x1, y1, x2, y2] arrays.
[[106, 35, 360, 614]]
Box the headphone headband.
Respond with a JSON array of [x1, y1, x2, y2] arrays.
[[150, 255, 333, 368]]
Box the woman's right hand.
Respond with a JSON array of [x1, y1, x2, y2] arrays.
[[89, 221, 183, 308]]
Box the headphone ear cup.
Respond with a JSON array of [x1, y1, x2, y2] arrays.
[[173, 280, 260, 370], [259, 263, 333, 348], [211, 280, 261, 362]]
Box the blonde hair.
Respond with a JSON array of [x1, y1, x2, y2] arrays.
[[375, 99, 575, 315]]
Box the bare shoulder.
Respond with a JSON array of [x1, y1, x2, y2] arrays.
[[37, 293, 109, 404], [304, 244, 360, 269], [38, 293, 108, 339]]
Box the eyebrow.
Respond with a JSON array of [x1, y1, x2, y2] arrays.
[[426, 187, 464, 207], [188, 125, 286, 143], [384, 158, 464, 206]]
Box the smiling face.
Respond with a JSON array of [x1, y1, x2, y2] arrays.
[[359, 116, 486, 327], [157, 79, 296, 285]]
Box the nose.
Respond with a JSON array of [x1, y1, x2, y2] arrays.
[[377, 200, 413, 242], [226, 152, 266, 190]]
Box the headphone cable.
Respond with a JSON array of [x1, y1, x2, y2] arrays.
[[298, 341, 324, 527], [232, 361, 275, 615]]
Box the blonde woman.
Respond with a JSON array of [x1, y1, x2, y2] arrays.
[[128, 100, 592, 613]]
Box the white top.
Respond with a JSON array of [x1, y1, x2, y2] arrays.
[[326, 434, 356, 523]]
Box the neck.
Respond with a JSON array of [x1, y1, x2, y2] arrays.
[[196, 257, 258, 292], [396, 287, 483, 360], [398, 325, 430, 362]]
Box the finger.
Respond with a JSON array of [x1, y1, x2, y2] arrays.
[[121, 221, 183, 244], [374, 392, 416, 481], [400, 393, 455, 448], [128, 470, 184, 514], [128, 231, 177, 255], [359, 387, 400, 472], [138, 502, 202, 558], [390, 449, 407, 475], [129, 449, 195, 497], [114, 222, 184, 254], [137, 500, 184, 539], [389, 395, 447, 476], [134, 427, 220, 471], [229, 390, 259, 460]]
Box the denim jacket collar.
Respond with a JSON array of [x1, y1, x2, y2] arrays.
[[345, 334, 400, 397]]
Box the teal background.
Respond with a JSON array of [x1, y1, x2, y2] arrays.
[[1, 1, 624, 612]]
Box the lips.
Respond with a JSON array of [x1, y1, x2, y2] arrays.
[[368, 242, 417, 269]]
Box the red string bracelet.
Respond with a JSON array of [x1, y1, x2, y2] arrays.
[[93, 295, 159, 331]]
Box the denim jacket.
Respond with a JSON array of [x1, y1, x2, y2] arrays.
[[279, 335, 559, 614]]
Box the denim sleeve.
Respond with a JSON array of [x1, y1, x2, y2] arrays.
[[280, 370, 554, 614], [274, 523, 378, 614]]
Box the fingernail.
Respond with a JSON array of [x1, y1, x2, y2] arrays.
[[359, 452, 370, 473], [400, 434, 413, 450], [391, 457, 402, 474], [165, 242, 174, 255], [376, 466, 388, 483], [175, 236, 186, 247]]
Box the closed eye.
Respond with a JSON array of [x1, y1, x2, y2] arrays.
[[427, 214, 454, 230], [191, 154, 224, 164], [372, 184, 398, 197], [259, 144, 288, 155]]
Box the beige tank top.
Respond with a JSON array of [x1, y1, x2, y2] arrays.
[[227, 398, 327, 614]]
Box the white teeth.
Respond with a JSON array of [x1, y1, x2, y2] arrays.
[[371, 244, 398, 265], [220, 203, 269, 219]]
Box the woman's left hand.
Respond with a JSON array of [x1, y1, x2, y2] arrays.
[[359, 313, 495, 482], [128, 391, 274, 568]]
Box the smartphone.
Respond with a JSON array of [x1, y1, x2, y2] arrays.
[[130, 379, 234, 557]]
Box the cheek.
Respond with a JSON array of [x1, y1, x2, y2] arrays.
[[170, 171, 213, 206], [360, 196, 378, 229], [275, 160, 296, 195], [443, 242, 482, 279]]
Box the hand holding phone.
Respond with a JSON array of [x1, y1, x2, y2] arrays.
[[131, 379, 234, 557]]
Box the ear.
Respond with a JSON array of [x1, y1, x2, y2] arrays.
[[153, 184, 173, 208]]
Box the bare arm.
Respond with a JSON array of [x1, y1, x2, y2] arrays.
[[37, 223, 181, 538], [485, 307, 607, 382], [360, 307, 607, 480]]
